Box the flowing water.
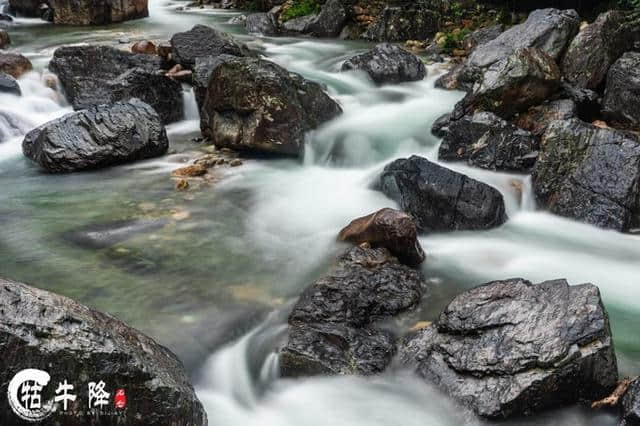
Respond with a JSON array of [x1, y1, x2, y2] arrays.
[[0, 2, 638, 425]]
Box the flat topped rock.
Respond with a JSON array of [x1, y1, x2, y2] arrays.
[[341, 43, 426, 85], [400, 278, 618, 419], [170, 24, 252, 69]]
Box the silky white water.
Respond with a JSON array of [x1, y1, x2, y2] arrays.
[[0, 2, 637, 425]]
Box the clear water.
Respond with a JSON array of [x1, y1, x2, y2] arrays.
[[0, 2, 636, 425]]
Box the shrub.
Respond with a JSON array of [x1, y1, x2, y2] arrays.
[[280, 0, 321, 22]]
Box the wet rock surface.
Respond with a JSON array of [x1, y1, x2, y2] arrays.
[[280, 246, 424, 377], [338, 208, 425, 266], [341, 43, 426, 85], [622, 378, 640, 426], [0, 71, 20, 96], [515, 99, 576, 137], [9, 0, 149, 24], [377, 155, 507, 233], [363, 4, 439, 42], [170, 25, 252, 69], [0, 277, 207, 426], [400, 278, 618, 419], [462, 25, 503, 54], [22, 99, 169, 173], [0, 29, 9, 49], [0, 52, 32, 79], [246, 12, 278, 35], [202, 56, 342, 157], [438, 111, 539, 172], [49, 45, 183, 124], [306, 0, 348, 38], [533, 118, 640, 231], [602, 52, 640, 130]]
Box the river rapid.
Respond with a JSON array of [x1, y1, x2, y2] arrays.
[[0, 1, 638, 425]]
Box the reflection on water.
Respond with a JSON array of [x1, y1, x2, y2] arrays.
[[1, 2, 639, 425]]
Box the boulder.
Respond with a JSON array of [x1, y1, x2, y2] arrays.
[[192, 54, 237, 130], [438, 111, 539, 172], [0, 277, 207, 425], [532, 118, 640, 231], [0, 29, 9, 49], [10, 0, 148, 24], [561, 10, 634, 90], [279, 246, 424, 377], [602, 52, 640, 130], [22, 99, 168, 173], [0, 71, 20, 96], [0, 52, 32, 79], [555, 81, 601, 122], [282, 14, 316, 33], [306, 0, 348, 38], [377, 155, 507, 233], [338, 208, 425, 267], [400, 278, 617, 419], [341, 43, 426, 85], [363, 5, 439, 42], [460, 47, 561, 119], [246, 12, 278, 36], [131, 40, 157, 55], [202, 57, 342, 157], [515, 99, 576, 137], [49, 45, 183, 124], [462, 25, 503, 54], [170, 25, 252, 69], [622, 378, 640, 426]]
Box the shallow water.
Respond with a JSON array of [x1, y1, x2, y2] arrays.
[[0, 1, 636, 425]]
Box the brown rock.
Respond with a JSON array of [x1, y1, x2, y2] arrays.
[[172, 164, 207, 177], [0, 52, 33, 79], [157, 42, 172, 59], [131, 40, 157, 55], [338, 208, 425, 266], [230, 158, 243, 167], [0, 30, 9, 49], [175, 179, 189, 190]]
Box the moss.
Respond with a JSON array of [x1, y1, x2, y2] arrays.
[[280, 0, 321, 22]]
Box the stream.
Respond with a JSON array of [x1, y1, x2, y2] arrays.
[[1, 1, 639, 425]]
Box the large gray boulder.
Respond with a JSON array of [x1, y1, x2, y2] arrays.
[[0, 277, 207, 425], [377, 155, 507, 233], [22, 99, 168, 173], [533, 118, 640, 231], [341, 43, 426, 85], [279, 246, 424, 377], [202, 57, 342, 157], [49, 45, 182, 124], [400, 278, 618, 419], [602, 52, 640, 130], [170, 25, 252, 69], [306, 0, 348, 38]]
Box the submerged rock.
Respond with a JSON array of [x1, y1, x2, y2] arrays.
[[170, 25, 252, 69], [363, 5, 439, 42], [0, 71, 20, 96], [341, 43, 426, 85], [533, 118, 640, 231], [377, 155, 507, 233], [400, 278, 617, 419], [602, 52, 640, 130], [64, 218, 169, 249], [280, 246, 424, 377], [438, 111, 539, 172], [22, 99, 168, 173], [338, 208, 425, 267], [0, 52, 32, 79], [0, 277, 207, 425], [202, 57, 342, 157], [49, 45, 183, 124]]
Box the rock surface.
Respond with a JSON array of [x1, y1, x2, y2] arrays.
[[400, 278, 618, 419], [533, 118, 640, 231], [622, 378, 640, 426], [246, 12, 278, 35], [515, 99, 576, 137], [0, 277, 207, 425], [10, 0, 149, 24], [363, 5, 439, 42], [0, 52, 32, 79], [0, 71, 20, 96], [377, 155, 507, 232], [170, 25, 252, 69], [341, 43, 426, 85], [49, 45, 183, 124], [438, 111, 539, 172], [279, 246, 424, 377], [22, 99, 168, 173], [338, 208, 425, 266], [202, 57, 342, 157], [462, 25, 503, 54], [306, 0, 348, 38], [0, 29, 9, 49], [602, 52, 640, 130]]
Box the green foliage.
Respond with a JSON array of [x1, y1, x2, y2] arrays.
[[450, 1, 465, 19], [280, 0, 321, 22], [441, 28, 472, 53], [619, 0, 640, 10]]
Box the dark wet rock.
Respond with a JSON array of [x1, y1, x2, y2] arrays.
[[282, 14, 316, 33], [22, 99, 169, 173], [460, 47, 561, 119], [602, 52, 640, 130], [49, 45, 183, 124], [64, 218, 169, 249], [377, 155, 507, 233], [338, 208, 425, 267], [462, 25, 503, 54], [279, 246, 424, 377], [363, 5, 439, 42], [0, 71, 20, 96], [0, 52, 32, 79], [562, 10, 634, 90], [468, 8, 580, 69], [400, 278, 617, 419], [306, 0, 348, 38], [202, 57, 342, 157], [170, 25, 252, 69], [533, 118, 640, 231], [10, 0, 148, 24], [192, 54, 237, 130], [434, 63, 480, 92], [622, 378, 640, 426], [0, 29, 9, 49], [341, 43, 426, 85], [0, 277, 207, 426], [431, 112, 452, 138], [438, 111, 539, 172], [246, 12, 278, 36], [515, 99, 576, 137], [556, 82, 601, 122]]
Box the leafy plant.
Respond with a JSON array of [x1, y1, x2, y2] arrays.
[[618, 0, 640, 10], [441, 28, 471, 53], [450, 1, 465, 20], [280, 0, 321, 22]]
